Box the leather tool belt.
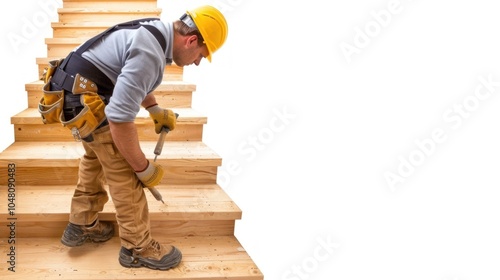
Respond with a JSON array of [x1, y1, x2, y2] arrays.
[[40, 64, 108, 142]]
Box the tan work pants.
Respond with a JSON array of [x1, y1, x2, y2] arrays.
[[68, 125, 152, 250]]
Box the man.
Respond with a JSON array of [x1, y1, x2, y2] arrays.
[[39, 5, 228, 270]]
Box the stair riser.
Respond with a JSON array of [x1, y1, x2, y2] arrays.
[[0, 220, 235, 238], [13, 124, 203, 142], [0, 167, 218, 185], [26, 90, 193, 109]]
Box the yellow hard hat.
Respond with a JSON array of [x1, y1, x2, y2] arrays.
[[186, 5, 228, 62]]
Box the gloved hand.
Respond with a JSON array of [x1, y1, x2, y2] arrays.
[[146, 105, 176, 134], [136, 160, 164, 188]]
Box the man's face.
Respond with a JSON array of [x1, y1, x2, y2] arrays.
[[173, 35, 210, 67]]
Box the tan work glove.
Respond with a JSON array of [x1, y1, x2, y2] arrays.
[[146, 105, 176, 134], [136, 161, 164, 188]]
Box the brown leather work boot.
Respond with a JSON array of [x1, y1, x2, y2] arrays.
[[118, 239, 182, 270], [61, 220, 114, 247]]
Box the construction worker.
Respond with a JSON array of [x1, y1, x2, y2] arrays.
[[38, 6, 228, 270]]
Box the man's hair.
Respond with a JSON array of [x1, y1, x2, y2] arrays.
[[173, 20, 205, 47]]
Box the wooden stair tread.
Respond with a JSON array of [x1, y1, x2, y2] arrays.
[[0, 141, 221, 167], [26, 79, 196, 93], [11, 108, 207, 125], [0, 184, 241, 221], [0, 236, 263, 280]]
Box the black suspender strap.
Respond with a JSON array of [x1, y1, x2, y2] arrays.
[[74, 17, 167, 56], [141, 25, 166, 55]]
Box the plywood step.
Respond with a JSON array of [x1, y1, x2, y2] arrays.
[[25, 80, 196, 109], [0, 184, 240, 238], [0, 236, 263, 280], [36, 57, 184, 81], [57, 8, 162, 23], [11, 108, 206, 142], [0, 141, 221, 185]]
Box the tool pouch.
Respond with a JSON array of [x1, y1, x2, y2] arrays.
[[38, 59, 65, 124], [60, 74, 107, 140]]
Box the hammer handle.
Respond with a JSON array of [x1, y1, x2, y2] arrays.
[[153, 113, 179, 159]]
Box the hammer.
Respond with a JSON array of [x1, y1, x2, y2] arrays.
[[148, 113, 179, 204]]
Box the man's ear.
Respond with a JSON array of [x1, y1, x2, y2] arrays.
[[187, 35, 198, 46]]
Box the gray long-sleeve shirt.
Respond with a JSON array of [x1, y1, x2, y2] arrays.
[[80, 20, 173, 123]]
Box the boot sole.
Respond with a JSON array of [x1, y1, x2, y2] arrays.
[[61, 227, 114, 247], [119, 246, 182, 270]]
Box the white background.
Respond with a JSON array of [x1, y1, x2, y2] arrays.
[[2, 0, 500, 279]]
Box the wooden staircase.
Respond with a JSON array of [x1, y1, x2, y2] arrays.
[[0, 1, 263, 279]]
